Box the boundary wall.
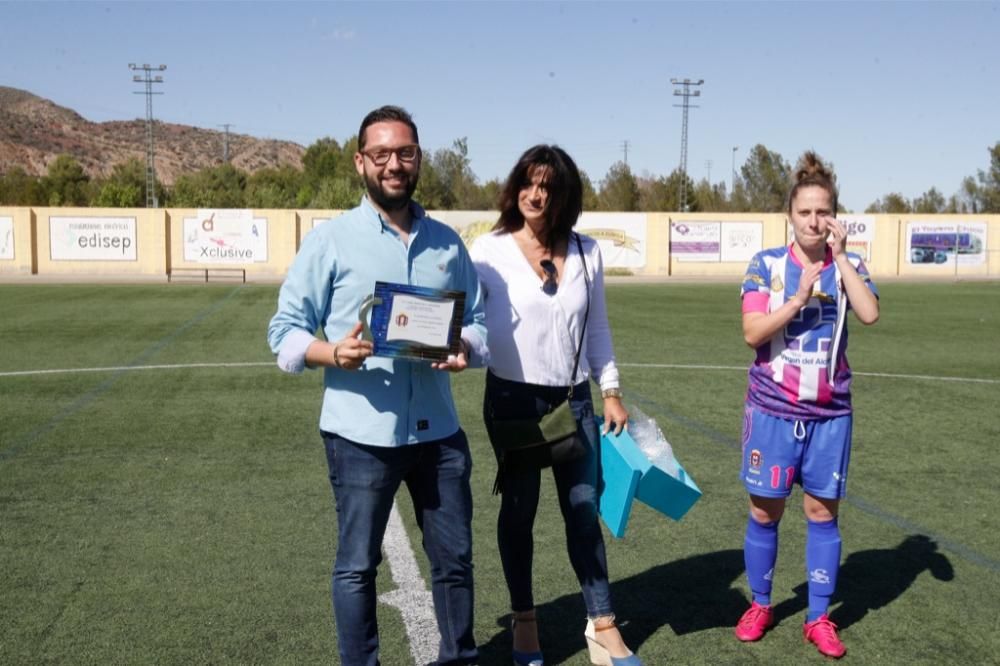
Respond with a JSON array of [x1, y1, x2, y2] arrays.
[[2, 206, 998, 280]]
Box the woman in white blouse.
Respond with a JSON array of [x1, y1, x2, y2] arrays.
[[470, 145, 640, 666]]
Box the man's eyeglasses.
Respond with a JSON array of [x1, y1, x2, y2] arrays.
[[361, 144, 420, 166], [540, 259, 557, 295]]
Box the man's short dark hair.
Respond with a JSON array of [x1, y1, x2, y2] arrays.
[[358, 106, 419, 150]]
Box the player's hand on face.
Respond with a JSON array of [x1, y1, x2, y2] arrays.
[[824, 215, 848, 257], [335, 321, 374, 370]]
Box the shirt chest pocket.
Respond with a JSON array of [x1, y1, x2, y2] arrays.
[[410, 255, 458, 291]]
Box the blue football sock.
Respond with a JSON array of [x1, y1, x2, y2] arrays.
[[805, 517, 842, 622], [744, 515, 779, 606]]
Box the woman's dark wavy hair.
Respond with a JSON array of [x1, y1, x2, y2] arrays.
[[494, 145, 583, 252]]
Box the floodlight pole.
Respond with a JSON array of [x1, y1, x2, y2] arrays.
[[129, 63, 166, 208], [671, 77, 703, 212]]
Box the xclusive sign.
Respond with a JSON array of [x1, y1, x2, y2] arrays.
[[183, 210, 268, 264], [50, 217, 137, 261]]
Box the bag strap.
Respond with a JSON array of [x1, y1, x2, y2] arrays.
[[566, 233, 590, 401]]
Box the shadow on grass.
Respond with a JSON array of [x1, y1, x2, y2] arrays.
[[772, 534, 955, 630], [476, 548, 747, 665], [475, 536, 954, 664]]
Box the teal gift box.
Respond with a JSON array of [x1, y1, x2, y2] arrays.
[[597, 417, 702, 538]]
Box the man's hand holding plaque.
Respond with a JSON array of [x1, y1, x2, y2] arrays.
[[430, 337, 471, 372], [330, 322, 374, 371]]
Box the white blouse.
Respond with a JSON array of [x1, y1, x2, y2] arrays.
[[469, 230, 621, 391]]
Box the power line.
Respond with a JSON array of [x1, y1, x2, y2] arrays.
[[671, 77, 703, 212], [129, 63, 166, 208]]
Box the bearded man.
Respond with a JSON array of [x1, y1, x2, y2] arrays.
[[267, 106, 486, 666]]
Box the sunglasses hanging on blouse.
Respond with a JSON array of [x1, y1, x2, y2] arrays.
[[540, 259, 558, 295]]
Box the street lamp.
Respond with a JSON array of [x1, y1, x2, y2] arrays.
[[731, 146, 739, 194]]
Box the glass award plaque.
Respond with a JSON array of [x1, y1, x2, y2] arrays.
[[358, 281, 465, 362]]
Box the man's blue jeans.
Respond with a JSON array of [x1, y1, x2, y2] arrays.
[[322, 430, 477, 666]]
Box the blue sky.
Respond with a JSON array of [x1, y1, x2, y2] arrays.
[[2, 1, 998, 211]]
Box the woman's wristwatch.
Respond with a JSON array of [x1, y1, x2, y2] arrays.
[[601, 387, 623, 399]]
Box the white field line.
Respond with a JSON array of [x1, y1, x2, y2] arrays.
[[1, 360, 997, 385], [618, 362, 1000, 385], [0, 362, 272, 377], [378, 502, 439, 666]]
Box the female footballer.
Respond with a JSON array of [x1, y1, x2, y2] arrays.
[[734, 152, 879, 659]]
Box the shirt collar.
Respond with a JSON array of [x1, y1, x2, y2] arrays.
[[360, 195, 426, 234], [787, 243, 833, 268]]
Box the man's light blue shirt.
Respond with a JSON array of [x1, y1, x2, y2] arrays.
[[267, 197, 488, 447]]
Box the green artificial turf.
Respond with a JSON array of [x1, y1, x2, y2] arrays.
[[1, 282, 997, 664]]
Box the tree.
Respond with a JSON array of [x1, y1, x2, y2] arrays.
[[413, 159, 449, 210], [729, 179, 750, 213], [427, 138, 486, 209], [245, 165, 303, 208], [0, 166, 46, 205], [637, 169, 699, 212], [170, 164, 247, 208], [865, 193, 911, 214], [479, 178, 502, 211], [93, 181, 143, 208], [579, 170, 599, 211], [693, 179, 728, 212], [944, 195, 963, 214], [665, 169, 699, 212], [959, 176, 980, 214], [300, 136, 359, 207], [741, 144, 790, 212], [974, 141, 1000, 213], [42, 154, 90, 206], [302, 137, 347, 186], [598, 161, 639, 212], [912, 187, 947, 214], [309, 176, 364, 210], [93, 158, 147, 208], [637, 174, 673, 212]]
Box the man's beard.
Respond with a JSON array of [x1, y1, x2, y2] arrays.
[[364, 167, 419, 212]]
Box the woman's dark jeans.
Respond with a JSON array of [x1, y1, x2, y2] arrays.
[[484, 370, 613, 617]]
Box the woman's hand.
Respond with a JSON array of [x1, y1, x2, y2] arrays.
[[824, 215, 848, 258], [793, 260, 823, 307], [602, 396, 628, 436]]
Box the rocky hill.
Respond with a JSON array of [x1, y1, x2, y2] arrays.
[[0, 86, 305, 184]]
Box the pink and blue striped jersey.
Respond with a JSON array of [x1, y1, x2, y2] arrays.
[[740, 245, 878, 420]]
